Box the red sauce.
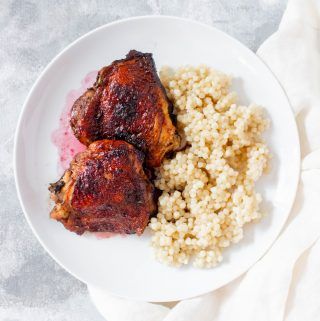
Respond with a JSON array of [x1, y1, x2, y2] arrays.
[[51, 71, 97, 173], [94, 232, 127, 239], [95, 232, 116, 239]]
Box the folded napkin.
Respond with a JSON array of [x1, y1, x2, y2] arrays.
[[88, 0, 320, 320]]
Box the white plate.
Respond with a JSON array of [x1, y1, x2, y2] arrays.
[[14, 16, 300, 302]]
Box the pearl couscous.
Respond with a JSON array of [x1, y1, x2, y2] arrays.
[[149, 66, 270, 268]]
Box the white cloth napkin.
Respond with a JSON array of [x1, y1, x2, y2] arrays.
[[88, 0, 320, 319]]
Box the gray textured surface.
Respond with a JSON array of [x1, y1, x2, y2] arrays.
[[0, 0, 287, 320]]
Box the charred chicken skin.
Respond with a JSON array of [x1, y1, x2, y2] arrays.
[[70, 50, 181, 167], [49, 140, 156, 235]]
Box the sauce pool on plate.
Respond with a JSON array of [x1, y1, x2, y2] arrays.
[[51, 71, 97, 172]]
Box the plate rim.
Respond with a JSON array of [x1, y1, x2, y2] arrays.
[[13, 15, 301, 302]]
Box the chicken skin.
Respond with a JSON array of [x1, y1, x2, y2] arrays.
[[49, 140, 156, 235], [70, 50, 181, 167]]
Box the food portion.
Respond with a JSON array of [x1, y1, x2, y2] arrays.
[[50, 49, 271, 269], [49, 140, 156, 235], [70, 50, 181, 167], [149, 66, 270, 268]]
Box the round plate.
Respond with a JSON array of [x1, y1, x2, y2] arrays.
[[14, 16, 300, 302]]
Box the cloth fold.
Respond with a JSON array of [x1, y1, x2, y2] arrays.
[[89, 0, 320, 320]]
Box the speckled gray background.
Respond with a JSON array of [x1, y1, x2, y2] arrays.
[[0, 0, 287, 320]]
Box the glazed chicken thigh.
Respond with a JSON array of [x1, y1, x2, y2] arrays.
[[49, 140, 156, 235], [70, 50, 181, 167]]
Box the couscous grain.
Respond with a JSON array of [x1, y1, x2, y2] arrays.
[[149, 66, 270, 268]]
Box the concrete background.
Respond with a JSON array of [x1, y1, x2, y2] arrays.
[[0, 0, 288, 320]]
